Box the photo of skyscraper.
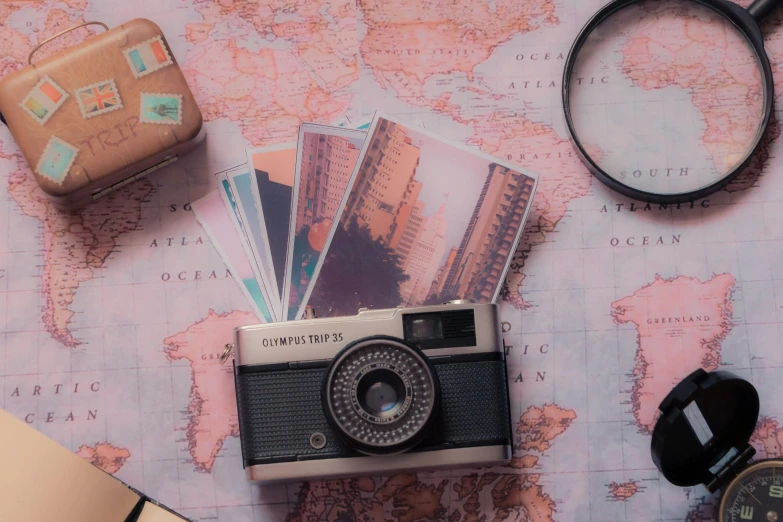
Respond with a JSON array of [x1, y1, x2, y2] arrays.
[[296, 133, 362, 234], [308, 115, 538, 318], [437, 163, 537, 303], [399, 204, 447, 306], [284, 125, 366, 320]]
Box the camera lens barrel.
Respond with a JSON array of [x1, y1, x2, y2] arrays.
[[322, 336, 441, 455]]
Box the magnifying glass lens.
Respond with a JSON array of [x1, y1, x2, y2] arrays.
[[568, 0, 765, 196]]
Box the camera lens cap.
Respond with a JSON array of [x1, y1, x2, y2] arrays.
[[651, 368, 759, 492]]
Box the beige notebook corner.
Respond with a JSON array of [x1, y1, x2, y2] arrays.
[[137, 502, 191, 522], [0, 409, 141, 522]]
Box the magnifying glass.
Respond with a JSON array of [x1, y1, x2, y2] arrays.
[[563, 0, 780, 204]]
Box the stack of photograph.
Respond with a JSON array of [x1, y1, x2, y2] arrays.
[[192, 113, 539, 323]]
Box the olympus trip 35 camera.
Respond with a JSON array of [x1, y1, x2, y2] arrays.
[[232, 302, 512, 482]]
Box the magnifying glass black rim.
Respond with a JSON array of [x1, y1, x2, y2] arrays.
[[562, 0, 775, 205]]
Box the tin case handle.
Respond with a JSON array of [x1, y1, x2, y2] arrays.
[[29, 21, 109, 65]]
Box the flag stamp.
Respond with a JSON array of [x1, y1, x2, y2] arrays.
[[19, 76, 68, 125], [35, 136, 78, 185], [140, 92, 183, 125], [74, 79, 123, 119], [123, 35, 173, 78]]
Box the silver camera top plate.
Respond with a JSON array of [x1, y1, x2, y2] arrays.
[[234, 303, 501, 366]]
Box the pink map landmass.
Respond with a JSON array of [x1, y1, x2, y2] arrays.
[[751, 417, 783, 459], [612, 274, 735, 433], [182, 0, 359, 146], [163, 309, 256, 472], [6, 157, 152, 347], [76, 442, 131, 474], [516, 403, 577, 452], [607, 480, 641, 502], [620, 1, 765, 176], [359, 0, 557, 111]]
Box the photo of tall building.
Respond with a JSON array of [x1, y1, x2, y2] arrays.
[[339, 122, 453, 307], [285, 126, 365, 320], [387, 179, 423, 264], [437, 163, 536, 302], [399, 205, 447, 306], [296, 133, 361, 233], [343, 119, 421, 241], [427, 246, 458, 301], [310, 116, 537, 317]]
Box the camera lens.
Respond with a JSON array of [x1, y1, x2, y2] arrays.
[[357, 369, 405, 417], [322, 336, 440, 455]]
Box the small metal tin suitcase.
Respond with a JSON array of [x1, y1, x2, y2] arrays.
[[0, 19, 204, 211]]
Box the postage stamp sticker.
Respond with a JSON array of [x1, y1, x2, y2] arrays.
[[35, 136, 78, 185], [74, 79, 123, 119], [140, 92, 183, 125], [123, 35, 173, 79], [20, 75, 68, 125]]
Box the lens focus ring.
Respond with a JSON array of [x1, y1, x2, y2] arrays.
[[323, 337, 439, 455]]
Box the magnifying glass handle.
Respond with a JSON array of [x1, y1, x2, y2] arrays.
[[748, 0, 783, 22]]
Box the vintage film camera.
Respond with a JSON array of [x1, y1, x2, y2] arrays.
[[232, 302, 513, 482]]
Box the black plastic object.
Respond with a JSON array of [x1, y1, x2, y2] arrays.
[[562, 0, 781, 204], [651, 368, 760, 492]]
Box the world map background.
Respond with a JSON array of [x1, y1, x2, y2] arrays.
[[2, 0, 783, 521]]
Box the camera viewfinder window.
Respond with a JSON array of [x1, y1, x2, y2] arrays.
[[404, 313, 444, 342]]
